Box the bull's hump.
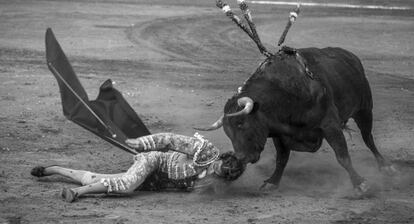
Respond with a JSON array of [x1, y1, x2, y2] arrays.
[[262, 57, 308, 82]]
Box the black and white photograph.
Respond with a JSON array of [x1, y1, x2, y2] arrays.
[[0, 0, 413, 223]]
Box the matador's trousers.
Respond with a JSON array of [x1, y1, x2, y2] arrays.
[[81, 151, 203, 193]]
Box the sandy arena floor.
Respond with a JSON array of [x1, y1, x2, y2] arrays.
[[0, 0, 413, 223]]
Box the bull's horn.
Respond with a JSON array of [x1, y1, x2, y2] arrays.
[[194, 115, 224, 131], [225, 97, 254, 117]]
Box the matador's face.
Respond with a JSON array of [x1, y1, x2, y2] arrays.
[[208, 160, 224, 176]]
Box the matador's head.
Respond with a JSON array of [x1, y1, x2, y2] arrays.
[[215, 151, 245, 181]]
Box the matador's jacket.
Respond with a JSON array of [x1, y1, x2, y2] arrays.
[[100, 133, 220, 193]]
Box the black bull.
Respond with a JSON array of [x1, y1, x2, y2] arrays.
[[198, 47, 394, 192]]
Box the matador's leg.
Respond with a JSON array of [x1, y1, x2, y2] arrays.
[[31, 165, 122, 185], [62, 152, 162, 202]]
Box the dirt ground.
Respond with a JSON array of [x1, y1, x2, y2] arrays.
[[0, 0, 413, 223]]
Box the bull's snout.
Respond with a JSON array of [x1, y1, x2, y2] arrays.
[[235, 152, 260, 164]]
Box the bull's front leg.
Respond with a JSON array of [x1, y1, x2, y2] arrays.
[[260, 137, 291, 190]]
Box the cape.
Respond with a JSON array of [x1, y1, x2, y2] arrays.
[[45, 28, 150, 155]]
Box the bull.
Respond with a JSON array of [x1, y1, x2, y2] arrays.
[[197, 0, 396, 194]]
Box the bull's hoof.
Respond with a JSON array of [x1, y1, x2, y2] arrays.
[[30, 166, 46, 177], [352, 181, 377, 199], [380, 165, 398, 176], [61, 188, 78, 203], [355, 181, 369, 194], [259, 181, 279, 191]]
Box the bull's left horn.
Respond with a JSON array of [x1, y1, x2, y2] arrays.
[[225, 97, 254, 117], [194, 115, 224, 131]]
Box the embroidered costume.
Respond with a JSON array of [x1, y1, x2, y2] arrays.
[[100, 132, 220, 193]]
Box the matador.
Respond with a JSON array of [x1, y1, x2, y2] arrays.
[[31, 132, 244, 202]]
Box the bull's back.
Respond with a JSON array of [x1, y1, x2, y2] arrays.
[[299, 47, 373, 120]]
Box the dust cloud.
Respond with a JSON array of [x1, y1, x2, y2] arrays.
[[198, 139, 413, 200]]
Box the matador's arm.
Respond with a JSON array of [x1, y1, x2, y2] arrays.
[[125, 132, 208, 156]]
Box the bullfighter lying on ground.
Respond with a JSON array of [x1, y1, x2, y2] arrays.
[[31, 132, 244, 202]]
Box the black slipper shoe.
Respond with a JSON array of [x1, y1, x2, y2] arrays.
[[30, 166, 46, 177], [30, 165, 57, 177]]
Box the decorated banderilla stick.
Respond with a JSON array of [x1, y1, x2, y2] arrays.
[[278, 4, 301, 46], [216, 0, 254, 40], [237, 0, 272, 57]]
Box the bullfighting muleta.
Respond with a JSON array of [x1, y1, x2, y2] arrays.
[[32, 132, 244, 202]]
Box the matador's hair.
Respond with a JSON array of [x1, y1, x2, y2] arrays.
[[219, 151, 245, 181]]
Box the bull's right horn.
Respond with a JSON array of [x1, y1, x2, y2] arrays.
[[194, 115, 224, 131], [225, 97, 254, 117]]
